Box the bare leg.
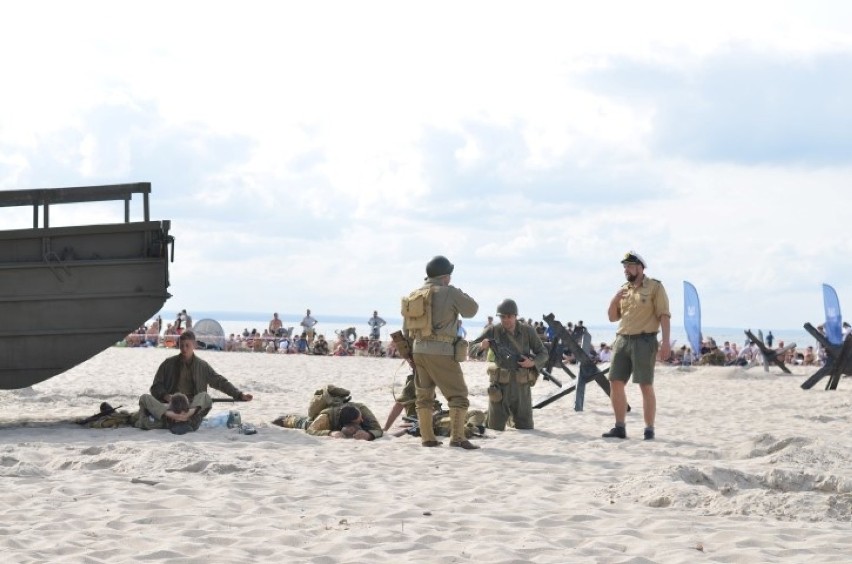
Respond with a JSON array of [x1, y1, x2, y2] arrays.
[[610, 380, 628, 424], [383, 402, 405, 431], [639, 383, 656, 427]]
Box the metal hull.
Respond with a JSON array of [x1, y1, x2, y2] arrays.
[[0, 184, 172, 389]]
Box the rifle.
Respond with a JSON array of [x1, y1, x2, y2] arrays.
[[211, 397, 248, 403], [391, 415, 421, 438], [486, 336, 562, 387]]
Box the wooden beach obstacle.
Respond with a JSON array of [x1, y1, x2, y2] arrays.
[[533, 313, 624, 410], [800, 323, 852, 390], [744, 329, 794, 374]]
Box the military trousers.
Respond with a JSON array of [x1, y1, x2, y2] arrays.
[[413, 352, 470, 410], [135, 391, 213, 431], [487, 379, 533, 431]]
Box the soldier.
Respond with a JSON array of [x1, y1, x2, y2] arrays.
[[274, 402, 383, 440], [382, 372, 442, 431], [403, 255, 479, 449], [604, 251, 671, 440], [135, 330, 254, 432], [469, 299, 547, 430]]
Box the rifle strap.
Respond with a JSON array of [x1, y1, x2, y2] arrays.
[[502, 326, 526, 357]]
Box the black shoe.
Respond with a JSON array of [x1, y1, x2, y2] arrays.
[[644, 428, 655, 440], [602, 426, 626, 439]]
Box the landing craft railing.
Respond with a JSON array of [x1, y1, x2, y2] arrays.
[[0, 182, 152, 228]]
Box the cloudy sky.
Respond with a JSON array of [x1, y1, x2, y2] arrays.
[[2, 1, 851, 330]]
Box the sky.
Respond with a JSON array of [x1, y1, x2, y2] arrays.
[[2, 1, 852, 331]]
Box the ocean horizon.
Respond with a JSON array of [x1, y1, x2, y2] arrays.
[[149, 310, 820, 351]]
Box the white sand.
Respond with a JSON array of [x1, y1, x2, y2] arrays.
[[1, 348, 850, 563]]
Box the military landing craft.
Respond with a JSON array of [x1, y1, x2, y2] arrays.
[[0, 183, 173, 389]]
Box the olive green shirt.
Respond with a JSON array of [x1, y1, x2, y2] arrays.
[[614, 277, 670, 335], [470, 322, 548, 371]]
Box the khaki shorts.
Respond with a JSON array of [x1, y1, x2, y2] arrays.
[[609, 333, 658, 384]]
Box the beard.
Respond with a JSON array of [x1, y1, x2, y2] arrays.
[[626, 273, 638, 283]]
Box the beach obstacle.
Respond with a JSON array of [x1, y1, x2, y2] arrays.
[[800, 323, 852, 390], [744, 329, 794, 374], [533, 313, 625, 410]]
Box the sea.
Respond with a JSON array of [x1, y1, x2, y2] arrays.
[[148, 311, 819, 351]]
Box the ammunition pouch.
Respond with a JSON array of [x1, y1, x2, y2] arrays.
[[526, 368, 539, 387], [453, 338, 469, 362], [487, 383, 503, 403], [487, 365, 511, 384]]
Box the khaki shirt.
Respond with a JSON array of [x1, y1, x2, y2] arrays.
[[615, 277, 670, 335], [306, 402, 383, 439], [412, 278, 479, 356]]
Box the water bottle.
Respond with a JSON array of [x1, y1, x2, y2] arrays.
[[201, 411, 231, 428], [227, 410, 241, 429]]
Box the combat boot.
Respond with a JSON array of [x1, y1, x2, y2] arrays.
[[272, 414, 310, 429], [417, 408, 442, 447], [449, 407, 480, 450]]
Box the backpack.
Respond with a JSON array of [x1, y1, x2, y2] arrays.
[[308, 385, 352, 419], [401, 287, 434, 339]]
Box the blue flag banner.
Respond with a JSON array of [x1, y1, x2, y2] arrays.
[[822, 283, 843, 345], [683, 281, 703, 357]]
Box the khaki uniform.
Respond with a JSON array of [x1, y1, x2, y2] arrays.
[[275, 402, 383, 439], [409, 278, 479, 410], [610, 277, 670, 384], [397, 373, 442, 417], [407, 277, 478, 445], [614, 277, 670, 335], [470, 322, 547, 430]]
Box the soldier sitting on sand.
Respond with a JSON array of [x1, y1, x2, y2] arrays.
[[135, 330, 254, 433]]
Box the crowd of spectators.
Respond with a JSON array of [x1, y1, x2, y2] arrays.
[[125, 311, 834, 369]]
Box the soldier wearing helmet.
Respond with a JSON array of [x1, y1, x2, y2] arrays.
[[469, 298, 547, 431], [406, 255, 480, 450]]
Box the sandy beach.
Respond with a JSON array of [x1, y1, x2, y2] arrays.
[[1, 347, 850, 563]]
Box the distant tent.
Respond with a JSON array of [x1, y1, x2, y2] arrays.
[[193, 319, 226, 350]]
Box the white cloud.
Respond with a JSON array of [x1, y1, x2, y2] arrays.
[[3, 0, 852, 333]]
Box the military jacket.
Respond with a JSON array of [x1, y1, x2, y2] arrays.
[[150, 354, 242, 402], [411, 278, 478, 356], [306, 402, 383, 439], [470, 322, 548, 372]]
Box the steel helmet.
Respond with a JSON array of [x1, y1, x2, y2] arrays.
[[496, 298, 518, 316], [425, 255, 454, 278]]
